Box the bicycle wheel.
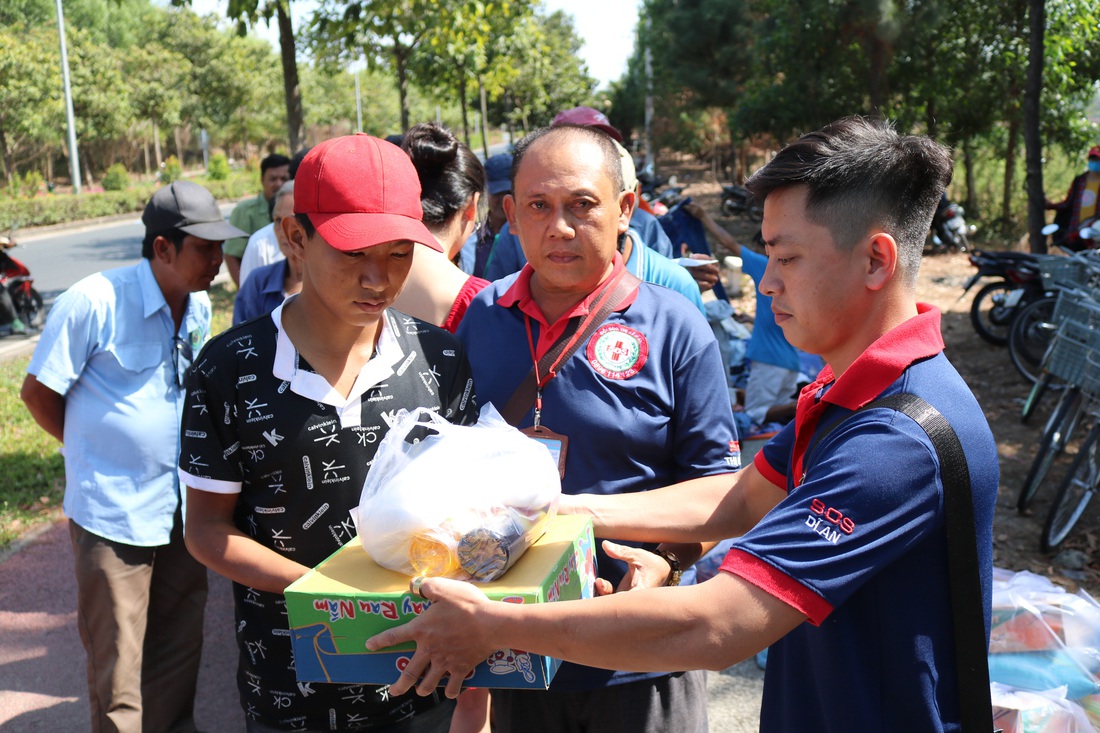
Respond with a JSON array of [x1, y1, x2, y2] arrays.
[[1041, 421, 1100, 552], [969, 281, 1017, 346], [1018, 387, 1083, 512], [1008, 296, 1058, 384]]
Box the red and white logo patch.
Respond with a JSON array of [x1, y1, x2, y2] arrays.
[[586, 324, 648, 380]]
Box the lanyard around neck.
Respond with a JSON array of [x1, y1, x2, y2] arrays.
[[522, 268, 625, 427]]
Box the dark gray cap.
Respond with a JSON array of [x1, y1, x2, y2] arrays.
[[141, 180, 248, 241]]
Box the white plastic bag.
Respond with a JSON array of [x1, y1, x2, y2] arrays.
[[353, 405, 560, 581]]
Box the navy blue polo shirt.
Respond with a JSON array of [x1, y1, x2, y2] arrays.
[[457, 256, 740, 691], [722, 305, 999, 733]]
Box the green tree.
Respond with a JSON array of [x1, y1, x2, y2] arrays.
[[125, 43, 192, 172], [0, 27, 63, 187], [65, 28, 134, 184], [498, 10, 596, 133], [309, 0, 439, 132]]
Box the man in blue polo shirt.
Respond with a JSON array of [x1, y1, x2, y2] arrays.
[[20, 180, 247, 732], [369, 117, 999, 733], [404, 124, 739, 733]]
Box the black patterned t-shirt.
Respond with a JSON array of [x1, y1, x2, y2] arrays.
[[179, 303, 477, 731]]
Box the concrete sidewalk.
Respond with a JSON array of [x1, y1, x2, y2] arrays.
[[0, 520, 763, 731]]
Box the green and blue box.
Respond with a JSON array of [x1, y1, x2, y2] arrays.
[[285, 514, 595, 689]]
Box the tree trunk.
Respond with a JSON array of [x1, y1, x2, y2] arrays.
[[1002, 115, 1019, 225], [963, 138, 977, 216], [0, 126, 13, 188], [1023, 0, 1046, 253], [143, 132, 150, 177], [395, 43, 410, 132], [173, 126, 184, 165], [478, 76, 490, 160], [459, 74, 470, 148], [276, 1, 305, 152], [152, 117, 163, 170]]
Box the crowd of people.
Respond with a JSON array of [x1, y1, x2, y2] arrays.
[[18, 109, 1006, 733]]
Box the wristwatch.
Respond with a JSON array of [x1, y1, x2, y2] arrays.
[[653, 548, 682, 587]]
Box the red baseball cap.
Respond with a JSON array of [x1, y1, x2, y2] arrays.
[[294, 133, 441, 252], [551, 106, 624, 143], [1089, 145, 1100, 160]]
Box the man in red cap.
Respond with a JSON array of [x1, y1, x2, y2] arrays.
[[179, 134, 479, 732], [1047, 144, 1100, 250]]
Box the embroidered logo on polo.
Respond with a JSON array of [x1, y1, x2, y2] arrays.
[[586, 324, 648, 380], [804, 497, 856, 545]]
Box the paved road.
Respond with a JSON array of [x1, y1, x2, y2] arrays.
[[13, 202, 238, 304]]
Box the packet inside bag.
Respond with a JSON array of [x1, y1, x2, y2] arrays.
[[353, 405, 561, 582]]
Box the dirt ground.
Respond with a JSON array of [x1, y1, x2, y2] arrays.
[[672, 162, 1100, 597]]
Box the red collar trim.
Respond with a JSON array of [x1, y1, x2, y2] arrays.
[[497, 252, 636, 329], [816, 303, 945, 410]]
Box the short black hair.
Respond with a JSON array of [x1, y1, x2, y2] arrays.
[[746, 116, 952, 286], [141, 228, 187, 260], [511, 125, 623, 196], [261, 153, 291, 176], [402, 123, 486, 227], [295, 213, 316, 240]]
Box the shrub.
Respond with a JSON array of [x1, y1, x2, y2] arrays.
[[19, 170, 44, 198], [207, 152, 231, 180], [101, 163, 131, 192], [159, 155, 182, 184], [0, 174, 259, 231]]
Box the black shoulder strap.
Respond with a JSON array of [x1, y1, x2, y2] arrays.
[[817, 393, 995, 733]]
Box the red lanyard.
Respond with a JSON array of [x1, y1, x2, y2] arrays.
[[522, 269, 625, 428]]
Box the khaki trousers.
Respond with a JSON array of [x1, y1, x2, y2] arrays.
[[70, 513, 208, 733]]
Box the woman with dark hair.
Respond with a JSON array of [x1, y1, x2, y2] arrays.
[[395, 123, 491, 333]]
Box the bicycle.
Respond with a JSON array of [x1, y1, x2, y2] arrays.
[[1017, 315, 1099, 513], [1041, 346, 1100, 552], [1008, 254, 1100, 389]]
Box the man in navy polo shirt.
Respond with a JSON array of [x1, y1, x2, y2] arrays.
[[179, 134, 478, 732], [401, 124, 740, 733], [370, 117, 999, 733]]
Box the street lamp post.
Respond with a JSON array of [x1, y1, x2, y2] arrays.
[[55, 0, 81, 194]]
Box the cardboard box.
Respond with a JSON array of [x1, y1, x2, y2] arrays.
[[286, 514, 595, 689]]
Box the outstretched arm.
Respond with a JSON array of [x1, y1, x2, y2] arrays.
[[684, 202, 742, 256], [368, 569, 805, 700], [561, 462, 785, 545]]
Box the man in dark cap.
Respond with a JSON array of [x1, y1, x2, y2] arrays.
[[20, 180, 246, 733], [458, 151, 512, 278]]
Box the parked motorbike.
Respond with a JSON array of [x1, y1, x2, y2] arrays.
[[0, 231, 44, 335], [719, 183, 763, 221], [928, 193, 975, 252], [962, 249, 1048, 346]]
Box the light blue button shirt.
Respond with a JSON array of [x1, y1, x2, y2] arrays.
[[28, 259, 211, 546]]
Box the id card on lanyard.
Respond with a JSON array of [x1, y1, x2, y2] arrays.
[[523, 315, 575, 478], [518, 268, 634, 478]]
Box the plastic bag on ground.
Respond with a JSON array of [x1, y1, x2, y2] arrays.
[[991, 683, 1094, 732], [353, 405, 560, 582]]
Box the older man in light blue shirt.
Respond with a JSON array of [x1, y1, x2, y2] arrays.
[[21, 180, 245, 733]]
